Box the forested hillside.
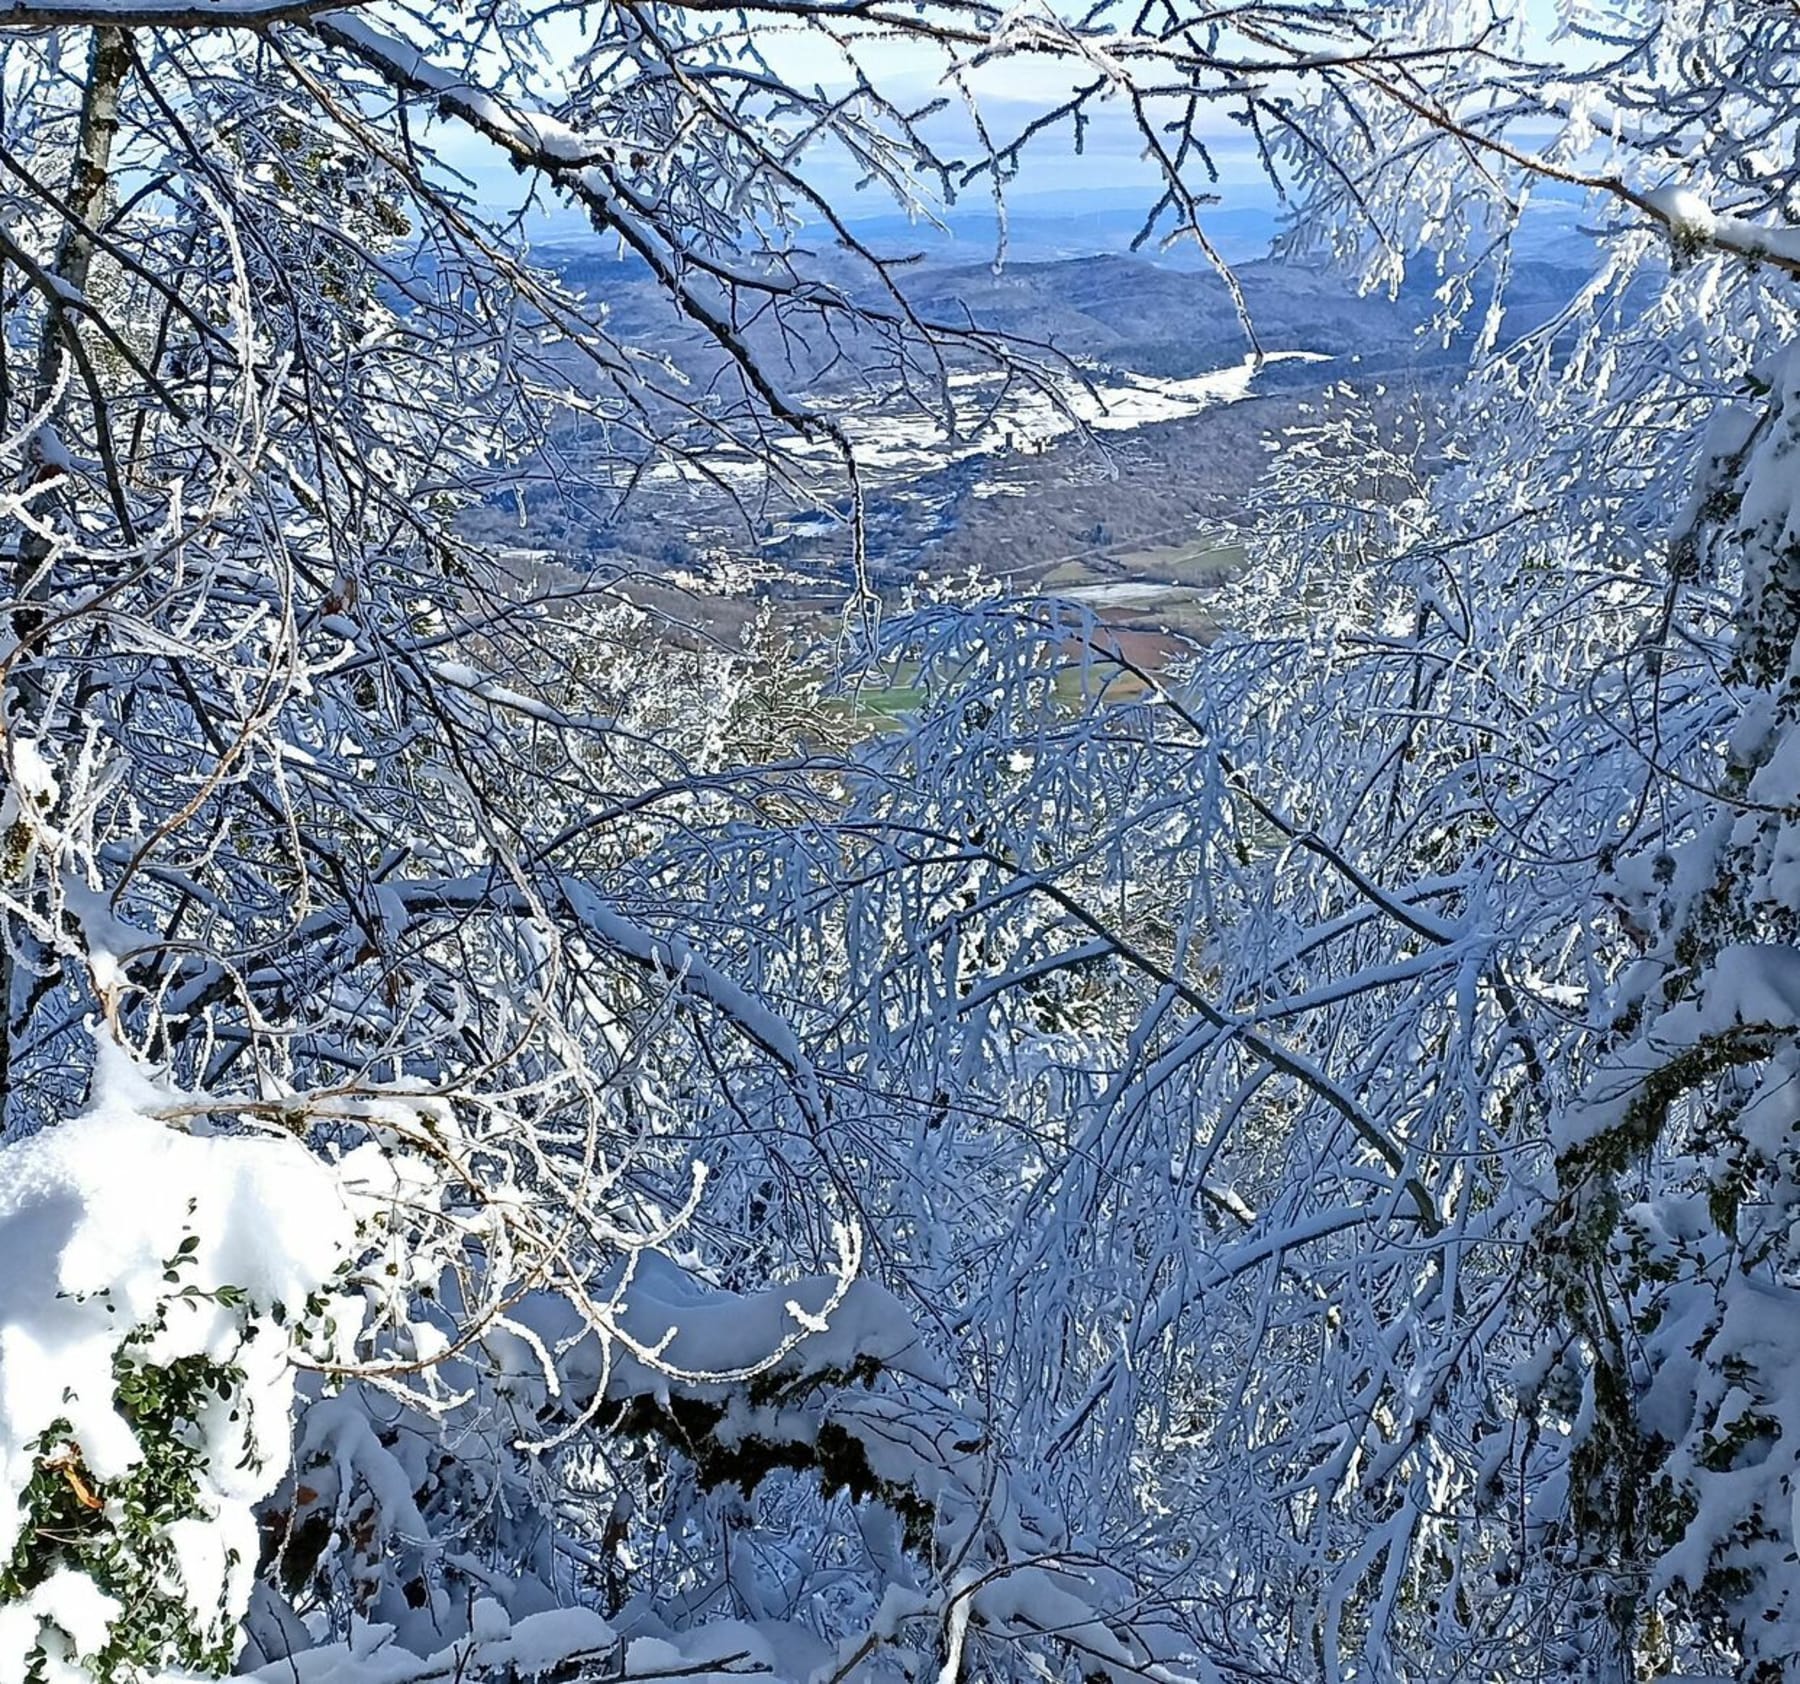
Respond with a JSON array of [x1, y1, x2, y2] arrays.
[[1, 3, 1798, 1683]]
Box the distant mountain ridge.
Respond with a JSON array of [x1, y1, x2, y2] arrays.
[[829, 199, 1285, 265], [534, 239, 1597, 389], [473, 216, 1604, 577]]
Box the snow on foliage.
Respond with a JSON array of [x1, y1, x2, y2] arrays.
[[243, 1606, 619, 1684], [0, 1045, 354, 1682], [0, 1040, 1190, 1684]]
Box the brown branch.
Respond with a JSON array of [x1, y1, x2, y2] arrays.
[[0, 0, 359, 28]]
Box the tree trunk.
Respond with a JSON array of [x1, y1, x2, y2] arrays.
[[1, 24, 129, 1135]]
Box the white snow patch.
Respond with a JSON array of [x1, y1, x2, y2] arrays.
[[0, 1041, 356, 1660]]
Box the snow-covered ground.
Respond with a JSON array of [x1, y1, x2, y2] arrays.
[[652, 351, 1328, 490], [1055, 581, 1189, 605]]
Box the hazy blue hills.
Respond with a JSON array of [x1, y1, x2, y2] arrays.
[[481, 202, 1603, 580], [537, 238, 1595, 389], [831, 197, 1285, 265]]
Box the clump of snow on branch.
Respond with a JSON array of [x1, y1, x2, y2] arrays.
[[0, 1043, 356, 1682]]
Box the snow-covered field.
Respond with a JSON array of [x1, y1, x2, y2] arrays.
[[652, 352, 1328, 489], [1055, 580, 1189, 605]]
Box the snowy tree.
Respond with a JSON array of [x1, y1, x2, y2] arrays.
[[0, 0, 1445, 1677], [8, 0, 1800, 1680]]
